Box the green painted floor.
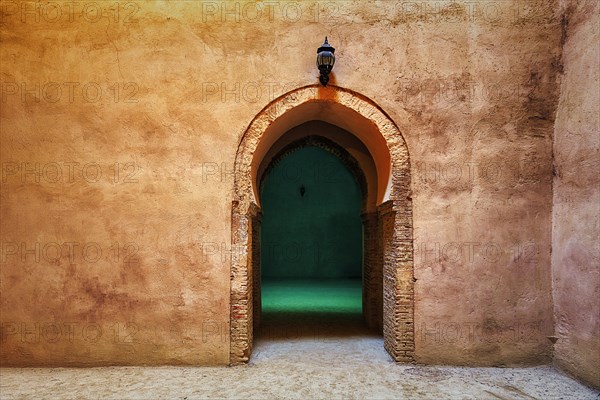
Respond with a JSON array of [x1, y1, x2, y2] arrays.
[[259, 278, 365, 340], [261, 278, 362, 315]]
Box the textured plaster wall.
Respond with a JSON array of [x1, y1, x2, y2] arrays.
[[552, 0, 600, 388], [0, 1, 565, 366]]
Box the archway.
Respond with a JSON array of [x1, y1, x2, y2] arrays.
[[230, 85, 413, 365]]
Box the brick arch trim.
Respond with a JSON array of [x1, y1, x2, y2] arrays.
[[230, 84, 414, 365]]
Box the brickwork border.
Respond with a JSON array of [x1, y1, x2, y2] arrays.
[[231, 85, 413, 364]]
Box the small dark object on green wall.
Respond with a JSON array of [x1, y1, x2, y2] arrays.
[[260, 146, 362, 279]]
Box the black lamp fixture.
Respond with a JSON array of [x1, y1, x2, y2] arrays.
[[316, 37, 335, 86]]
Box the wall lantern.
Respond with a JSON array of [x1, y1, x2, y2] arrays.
[[316, 37, 335, 86]]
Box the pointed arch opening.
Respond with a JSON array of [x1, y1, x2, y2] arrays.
[[230, 84, 413, 365]]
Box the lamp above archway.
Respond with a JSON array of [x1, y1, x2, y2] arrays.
[[317, 37, 335, 86]]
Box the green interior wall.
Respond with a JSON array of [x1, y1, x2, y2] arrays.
[[260, 146, 363, 279]]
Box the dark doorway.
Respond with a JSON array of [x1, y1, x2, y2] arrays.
[[259, 145, 364, 339]]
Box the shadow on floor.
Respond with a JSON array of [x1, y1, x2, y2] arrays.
[[258, 310, 373, 341], [257, 278, 380, 341]]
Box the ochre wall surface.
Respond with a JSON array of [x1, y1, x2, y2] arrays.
[[0, 0, 587, 370], [552, 0, 600, 388]]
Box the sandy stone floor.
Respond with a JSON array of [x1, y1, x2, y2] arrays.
[[2, 332, 599, 400], [1, 289, 598, 400]]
